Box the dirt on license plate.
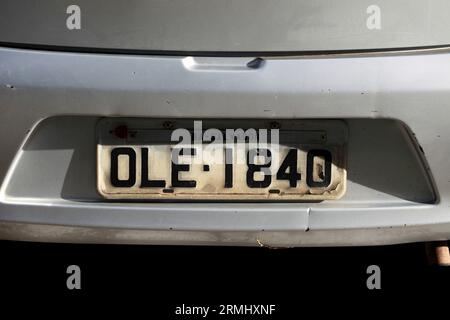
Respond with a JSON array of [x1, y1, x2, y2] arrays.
[[97, 119, 347, 201]]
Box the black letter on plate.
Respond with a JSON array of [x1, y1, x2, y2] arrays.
[[172, 148, 196, 188], [141, 148, 165, 188], [111, 147, 136, 187]]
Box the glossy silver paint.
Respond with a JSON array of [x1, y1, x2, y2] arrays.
[[1, 0, 450, 52]]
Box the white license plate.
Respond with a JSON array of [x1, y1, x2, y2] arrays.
[[97, 119, 347, 200]]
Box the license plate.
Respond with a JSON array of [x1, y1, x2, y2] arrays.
[[97, 119, 347, 200]]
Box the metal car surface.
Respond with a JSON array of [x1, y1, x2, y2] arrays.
[[0, 1, 449, 246]]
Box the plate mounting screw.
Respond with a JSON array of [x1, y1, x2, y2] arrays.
[[270, 121, 281, 129], [163, 121, 174, 129]]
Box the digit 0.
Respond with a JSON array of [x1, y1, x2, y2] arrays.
[[306, 149, 332, 188]]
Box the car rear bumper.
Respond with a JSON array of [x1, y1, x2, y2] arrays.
[[1, 46, 450, 246]]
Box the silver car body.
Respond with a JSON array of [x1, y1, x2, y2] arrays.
[[1, 0, 450, 246]]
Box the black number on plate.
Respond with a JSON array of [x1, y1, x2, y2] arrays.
[[276, 149, 301, 187], [306, 149, 332, 188], [247, 148, 272, 188], [224, 148, 233, 188]]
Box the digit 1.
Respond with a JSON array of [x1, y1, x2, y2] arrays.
[[225, 148, 233, 188]]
